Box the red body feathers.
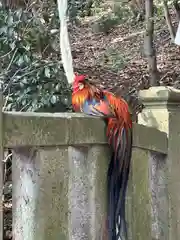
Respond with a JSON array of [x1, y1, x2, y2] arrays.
[[72, 73, 132, 240]]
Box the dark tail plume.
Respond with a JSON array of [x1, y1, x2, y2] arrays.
[[107, 127, 132, 240]]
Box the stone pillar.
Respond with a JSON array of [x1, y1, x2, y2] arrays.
[[126, 123, 167, 240], [10, 113, 110, 240], [138, 86, 180, 240]]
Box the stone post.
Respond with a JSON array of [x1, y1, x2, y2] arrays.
[[138, 86, 180, 240], [7, 113, 110, 240]]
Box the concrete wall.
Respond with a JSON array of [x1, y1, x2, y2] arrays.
[[0, 111, 167, 240], [1, 86, 179, 240], [0, 89, 175, 240]]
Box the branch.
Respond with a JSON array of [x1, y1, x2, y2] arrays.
[[163, 0, 175, 41], [57, 0, 74, 84], [144, 0, 159, 86], [173, 0, 180, 21], [111, 31, 145, 43]]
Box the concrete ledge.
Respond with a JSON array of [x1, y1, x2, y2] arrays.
[[3, 112, 168, 154], [133, 124, 167, 154], [139, 86, 180, 106]]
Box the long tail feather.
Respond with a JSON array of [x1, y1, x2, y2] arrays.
[[107, 154, 116, 240], [116, 127, 132, 240], [107, 125, 132, 240]]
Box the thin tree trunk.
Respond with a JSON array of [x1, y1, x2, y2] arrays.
[[144, 0, 159, 86], [163, 0, 175, 41], [57, 0, 74, 84], [175, 21, 180, 46], [128, 0, 145, 21], [173, 0, 180, 21]]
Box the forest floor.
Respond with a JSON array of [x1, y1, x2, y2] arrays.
[[3, 8, 180, 240], [70, 9, 180, 109]]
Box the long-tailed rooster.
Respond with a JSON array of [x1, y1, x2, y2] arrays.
[[72, 73, 132, 240]]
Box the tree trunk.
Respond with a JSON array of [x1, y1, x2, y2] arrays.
[[57, 0, 74, 84], [173, 0, 180, 21], [128, 0, 145, 21], [163, 0, 175, 41], [175, 21, 180, 46], [144, 0, 159, 86]]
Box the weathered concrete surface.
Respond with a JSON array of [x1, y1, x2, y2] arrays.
[[139, 86, 180, 104], [138, 86, 180, 240], [131, 148, 151, 240], [138, 86, 180, 133], [132, 123, 167, 154], [4, 113, 107, 146], [149, 151, 168, 240], [68, 146, 109, 240], [12, 145, 109, 240], [4, 111, 167, 240], [167, 112, 180, 240], [126, 159, 133, 240], [2, 110, 168, 240], [3, 112, 167, 153], [12, 148, 40, 240], [128, 148, 168, 240]]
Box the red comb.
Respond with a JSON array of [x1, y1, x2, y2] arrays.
[[74, 73, 86, 82]]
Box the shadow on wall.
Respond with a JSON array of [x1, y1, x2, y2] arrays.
[[35, 103, 69, 113]]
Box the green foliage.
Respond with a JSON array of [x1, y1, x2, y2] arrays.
[[113, 2, 133, 21], [0, 6, 72, 112], [167, 0, 180, 5], [68, 0, 103, 20], [1, 0, 177, 112], [0, 0, 105, 112], [99, 47, 128, 72], [91, 14, 119, 34], [91, 1, 136, 34]]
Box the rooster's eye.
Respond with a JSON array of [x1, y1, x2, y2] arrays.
[[78, 83, 84, 90]]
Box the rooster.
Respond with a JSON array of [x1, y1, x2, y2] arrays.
[[72, 73, 132, 240]]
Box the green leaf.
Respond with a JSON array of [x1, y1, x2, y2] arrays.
[[9, 42, 16, 50], [17, 56, 24, 66], [7, 15, 13, 26], [24, 54, 31, 63], [16, 9, 23, 20], [19, 82, 24, 88], [1, 6, 71, 112], [0, 27, 7, 34], [45, 67, 51, 78], [7, 27, 14, 37], [55, 83, 60, 91], [50, 95, 57, 104]]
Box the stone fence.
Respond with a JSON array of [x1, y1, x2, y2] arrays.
[[0, 86, 180, 240]]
